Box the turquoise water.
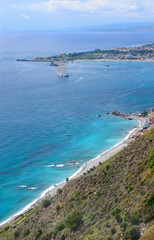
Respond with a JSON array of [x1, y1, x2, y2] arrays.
[[0, 31, 154, 223]]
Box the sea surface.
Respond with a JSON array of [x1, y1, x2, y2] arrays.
[[0, 31, 154, 223]]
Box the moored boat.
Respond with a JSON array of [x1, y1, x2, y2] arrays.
[[56, 64, 69, 77]]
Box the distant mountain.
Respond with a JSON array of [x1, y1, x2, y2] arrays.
[[83, 22, 154, 32]]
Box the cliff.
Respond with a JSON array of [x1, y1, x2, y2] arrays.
[[0, 128, 154, 240]]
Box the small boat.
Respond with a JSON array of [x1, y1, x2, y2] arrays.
[[56, 64, 69, 77], [105, 64, 110, 67], [67, 133, 71, 136]]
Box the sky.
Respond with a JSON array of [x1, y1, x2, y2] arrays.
[[1, 0, 154, 32]]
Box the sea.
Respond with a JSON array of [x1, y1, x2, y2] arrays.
[[0, 31, 154, 224]]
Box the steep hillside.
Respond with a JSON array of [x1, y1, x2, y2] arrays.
[[0, 128, 154, 240]]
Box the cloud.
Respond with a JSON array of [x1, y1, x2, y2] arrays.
[[22, 14, 31, 19], [11, 0, 154, 14]]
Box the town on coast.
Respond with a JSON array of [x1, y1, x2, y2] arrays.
[[17, 43, 154, 65]]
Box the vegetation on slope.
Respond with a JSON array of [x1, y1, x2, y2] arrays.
[[18, 43, 154, 62], [0, 128, 154, 240]]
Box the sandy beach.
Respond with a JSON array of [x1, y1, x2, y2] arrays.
[[0, 115, 147, 227]]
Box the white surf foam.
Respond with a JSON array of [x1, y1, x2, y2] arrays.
[[19, 185, 27, 188], [28, 187, 37, 190], [47, 164, 55, 167], [56, 164, 64, 167]]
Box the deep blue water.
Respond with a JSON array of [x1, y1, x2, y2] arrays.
[[0, 31, 154, 223]]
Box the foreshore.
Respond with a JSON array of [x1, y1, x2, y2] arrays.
[[72, 59, 154, 63], [17, 58, 154, 64], [0, 115, 147, 227]]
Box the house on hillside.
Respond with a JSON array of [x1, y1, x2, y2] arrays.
[[149, 107, 154, 125]]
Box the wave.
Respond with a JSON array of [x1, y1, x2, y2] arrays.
[[47, 164, 64, 167], [47, 164, 55, 167], [56, 164, 64, 167], [28, 187, 37, 190], [66, 162, 80, 166]]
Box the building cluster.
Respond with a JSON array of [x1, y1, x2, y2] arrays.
[[104, 51, 153, 61], [107, 44, 154, 61], [149, 107, 154, 126]]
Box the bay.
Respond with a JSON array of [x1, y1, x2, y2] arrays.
[[0, 31, 154, 223]]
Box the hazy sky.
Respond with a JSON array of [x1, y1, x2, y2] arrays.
[[1, 0, 154, 32]]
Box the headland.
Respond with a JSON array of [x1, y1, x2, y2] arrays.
[[17, 43, 154, 65]]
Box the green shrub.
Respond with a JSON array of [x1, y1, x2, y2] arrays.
[[97, 190, 101, 197], [112, 208, 121, 216], [74, 191, 81, 198], [115, 213, 122, 222], [61, 235, 65, 240], [57, 188, 62, 194], [88, 229, 94, 235], [42, 199, 50, 208], [89, 213, 96, 221], [106, 236, 112, 240], [101, 209, 106, 214], [106, 165, 110, 170], [35, 229, 42, 240], [56, 205, 60, 212], [148, 148, 154, 168], [124, 214, 129, 222], [120, 222, 127, 231], [90, 167, 94, 172], [103, 178, 108, 184], [111, 227, 116, 234], [69, 191, 81, 202], [128, 186, 133, 193], [105, 220, 110, 227], [14, 230, 20, 238], [146, 194, 154, 207], [4, 226, 9, 231], [56, 222, 65, 232], [125, 225, 140, 240], [23, 229, 30, 237], [130, 215, 139, 225], [66, 177, 69, 182], [141, 110, 148, 117], [143, 214, 153, 223], [66, 211, 83, 231]]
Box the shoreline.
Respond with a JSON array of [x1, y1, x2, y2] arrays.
[[70, 59, 154, 64], [18, 58, 154, 64], [0, 116, 146, 227]]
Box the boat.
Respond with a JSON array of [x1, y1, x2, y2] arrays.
[[56, 64, 69, 77]]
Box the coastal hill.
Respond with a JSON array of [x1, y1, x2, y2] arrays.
[[0, 128, 153, 240]]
